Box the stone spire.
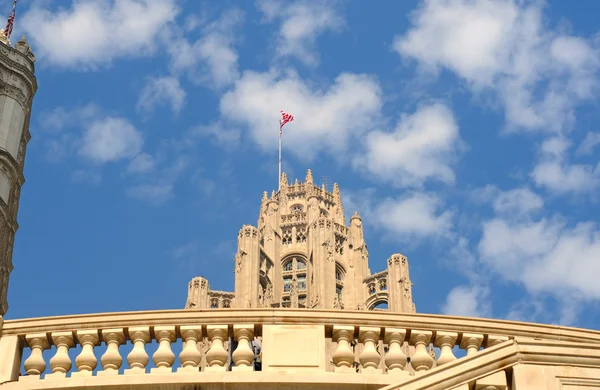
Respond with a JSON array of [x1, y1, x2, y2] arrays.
[[15, 36, 35, 62], [280, 172, 288, 189], [305, 169, 314, 185], [333, 183, 341, 201]]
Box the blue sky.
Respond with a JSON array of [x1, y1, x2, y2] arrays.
[[4, 0, 600, 329]]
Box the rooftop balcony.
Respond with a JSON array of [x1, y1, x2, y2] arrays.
[[0, 309, 599, 389]]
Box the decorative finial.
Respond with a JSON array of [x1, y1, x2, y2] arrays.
[[280, 172, 288, 188], [306, 169, 314, 184], [14, 35, 34, 62], [271, 190, 275, 198], [294, 178, 299, 185], [262, 191, 268, 202], [333, 182, 340, 197], [321, 182, 326, 191], [352, 211, 360, 219]]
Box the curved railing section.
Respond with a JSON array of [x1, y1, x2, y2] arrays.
[[0, 308, 599, 389]]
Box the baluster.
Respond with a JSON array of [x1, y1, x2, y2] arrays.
[[45, 332, 74, 379], [232, 324, 255, 371], [434, 331, 458, 366], [72, 330, 99, 377], [98, 329, 125, 376], [486, 335, 509, 349], [151, 326, 176, 373], [124, 327, 150, 375], [332, 325, 355, 373], [178, 326, 202, 372], [384, 328, 407, 375], [21, 334, 49, 380], [409, 330, 433, 374], [205, 325, 229, 372], [460, 333, 484, 357], [358, 327, 381, 373]]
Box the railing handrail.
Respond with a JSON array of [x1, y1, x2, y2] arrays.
[[3, 308, 600, 343]]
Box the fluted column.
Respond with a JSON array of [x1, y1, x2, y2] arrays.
[[46, 332, 74, 379], [205, 325, 229, 372], [98, 329, 125, 376], [460, 333, 484, 357], [232, 324, 255, 371], [434, 331, 458, 366], [409, 330, 433, 373], [384, 328, 407, 375], [72, 330, 99, 377], [124, 327, 151, 375], [178, 326, 202, 372], [22, 334, 49, 379], [358, 327, 381, 373], [332, 325, 355, 373], [151, 326, 176, 373]]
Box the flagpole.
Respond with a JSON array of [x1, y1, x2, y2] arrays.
[[278, 120, 282, 191]]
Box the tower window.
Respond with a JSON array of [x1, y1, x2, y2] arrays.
[[297, 275, 306, 290], [297, 260, 307, 270], [283, 276, 292, 292], [283, 261, 293, 272], [336, 286, 343, 301]]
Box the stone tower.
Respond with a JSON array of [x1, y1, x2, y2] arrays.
[[186, 169, 416, 313], [0, 35, 38, 316]]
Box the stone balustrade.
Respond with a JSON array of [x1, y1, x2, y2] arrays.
[[1, 309, 600, 389], [281, 212, 307, 224]]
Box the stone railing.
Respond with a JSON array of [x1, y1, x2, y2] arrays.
[[281, 211, 307, 224], [1, 309, 600, 389]]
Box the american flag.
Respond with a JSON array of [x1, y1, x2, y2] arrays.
[[4, 9, 14, 39], [280, 110, 294, 134]]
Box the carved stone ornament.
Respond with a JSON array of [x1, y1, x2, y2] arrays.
[[234, 250, 246, 273], [310, 293, 321, 308], [322, 239, 334, 262]]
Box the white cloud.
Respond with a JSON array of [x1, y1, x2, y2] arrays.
[[127, 153, 155, 174], [354, 103, 463, 187], [126, 184, 173, 204], [168, 9, 242, 88], [531, 137, 600, 194], [344, 190, 454, 240], [22, 0, 179, 68], [492, 187, 543, 216], [137, 76, 186, 116], [442, 285, 490, 318], [71, 169, 102, 185], [219, 69, 382, 160], [40, 104, 100, 132], [576, 132, 600, 156], [478, 187, 600, 303], [79, 117, 144, 164], [126, 157, 189, 204], [257, 0, 344, 66], [394, 0, 600, 134]]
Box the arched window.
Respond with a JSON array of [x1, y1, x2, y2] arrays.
[[281, 256, 308, 297], [335, 263, 345, 282], [335, 262, 345, 304]]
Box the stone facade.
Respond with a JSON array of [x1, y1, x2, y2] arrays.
[[186, 169, 416, 313], [0, 36, 37, 316]]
